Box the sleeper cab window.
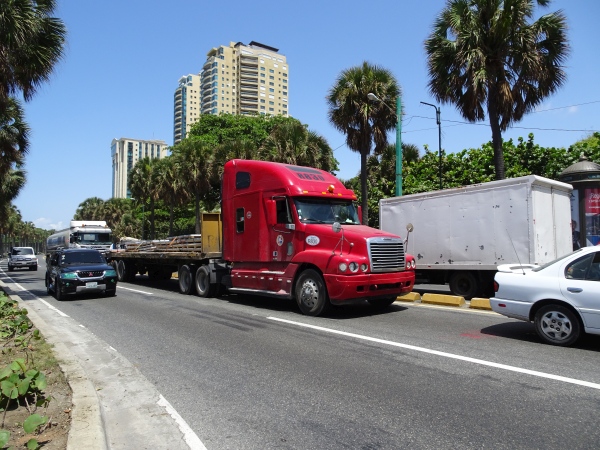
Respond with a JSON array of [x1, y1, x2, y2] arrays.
[[236, 208, 245, 233], [236, 171, 250, 189]]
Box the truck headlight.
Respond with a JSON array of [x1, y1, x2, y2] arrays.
[[348, 262, 359, 273], [105, 269, 117, 277], [361, 263, 368, 272], [338, 263, 348, 272]]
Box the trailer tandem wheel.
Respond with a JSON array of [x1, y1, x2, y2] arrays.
[[195, 266, 216, 298], [178, 264, 195, 295]]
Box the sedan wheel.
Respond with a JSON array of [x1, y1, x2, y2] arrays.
[[534, 304, 581, 346]]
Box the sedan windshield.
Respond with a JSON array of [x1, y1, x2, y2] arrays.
[[293, 198, 360, 225], [12, 248, 34, 255]]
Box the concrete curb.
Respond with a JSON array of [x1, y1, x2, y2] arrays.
[[469, 298, 492, 310], [396, 291, 493, 311], [7, 292, 108, 450], [421, 293, 466, 307]]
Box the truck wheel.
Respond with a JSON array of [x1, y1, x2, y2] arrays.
[[195, 266, 216, 298], [449, 271, 479, 299], [178, 265, 195, 295], [295, 269, 329, 316], [534, 304, 581, 346], [116, 260, 127, 282]]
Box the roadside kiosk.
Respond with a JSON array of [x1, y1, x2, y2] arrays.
[[560, 154, 600, 248]]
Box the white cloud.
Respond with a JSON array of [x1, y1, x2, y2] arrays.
[[568, 106, 578, 114], [34, 218, 63, 231]]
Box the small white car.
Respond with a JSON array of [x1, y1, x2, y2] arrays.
[[8, 247, 38, 271], [491, 246, 600, 346]]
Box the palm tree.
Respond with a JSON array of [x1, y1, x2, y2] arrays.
[[0, 168, 27, 249], [129, 158, 157, 239], [425, 0, 569, 180], [327, 62, 400, 223], [153, 157, 189, 237], [171, 138, 214, 234], [260, 120, 338, 173], [73, 197, 105, 221], [0, 0, 66, 102], [0, 98, 29, 177], [0, 204, 21, 255]]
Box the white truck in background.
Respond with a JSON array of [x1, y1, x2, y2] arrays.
[[379, 175, 573, 298], [46, 221, 113, 255]]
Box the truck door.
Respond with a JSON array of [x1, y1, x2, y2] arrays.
[[268, 197, 296, 263], [231, 192, 262, 262]]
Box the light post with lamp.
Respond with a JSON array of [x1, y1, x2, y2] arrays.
[[420, 101, 442, 190], [367, 93, 403, 196]]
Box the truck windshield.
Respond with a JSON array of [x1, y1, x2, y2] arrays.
[[75, 232, 113, 245], [293, 198, 360, 224]]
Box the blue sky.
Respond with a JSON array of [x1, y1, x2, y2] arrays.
[[16, 0, 600, 231]]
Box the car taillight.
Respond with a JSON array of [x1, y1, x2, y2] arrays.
[[494, 281, 499, 292]]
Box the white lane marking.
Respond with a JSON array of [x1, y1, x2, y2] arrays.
[[157, 395, 207, 450], [268, 316, 600, 391], [38, 298, 69, 317], [117, 286, 154, 295]]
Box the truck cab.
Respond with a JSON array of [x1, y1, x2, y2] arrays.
[[221, 159, 415, 315]]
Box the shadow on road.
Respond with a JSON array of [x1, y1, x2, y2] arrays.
[[481, 322, 600, 351]]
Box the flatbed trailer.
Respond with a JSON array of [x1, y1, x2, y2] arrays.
[[106, 214, 227, 295]]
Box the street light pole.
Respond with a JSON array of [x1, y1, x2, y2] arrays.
[[420, 102, 442, 190], [368, 93, 403, 196]]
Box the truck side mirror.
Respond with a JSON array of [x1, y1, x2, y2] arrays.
[[357, 206, 363, 224], [265, 199, 277, 226]]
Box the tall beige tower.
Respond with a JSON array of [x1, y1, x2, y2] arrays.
[[200, 41, 289, 117], [173, 74, 201, 144], [111, 138, 168, 199]]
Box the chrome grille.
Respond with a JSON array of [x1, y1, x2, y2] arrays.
[[368, 238, 405, 272], [76, 270, 104, 278]]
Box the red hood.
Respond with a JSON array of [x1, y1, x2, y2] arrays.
[[304, 224, 403, 241]]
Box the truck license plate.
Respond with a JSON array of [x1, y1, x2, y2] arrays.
[[86, 282, 98, 289]]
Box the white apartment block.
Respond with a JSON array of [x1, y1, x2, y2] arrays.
[[200, 41, 289, 117], [173, 74, 201, 144], [111, 138, 168, 199]]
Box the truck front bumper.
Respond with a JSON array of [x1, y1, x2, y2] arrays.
[[324, 271, 415, 304]]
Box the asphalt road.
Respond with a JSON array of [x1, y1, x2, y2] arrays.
[[3, 259, 600, 449]]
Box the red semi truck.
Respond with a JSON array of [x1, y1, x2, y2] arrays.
[[108, 159, 415, 316]]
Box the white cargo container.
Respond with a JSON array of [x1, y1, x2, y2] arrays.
[[379, 175, 573, 298]]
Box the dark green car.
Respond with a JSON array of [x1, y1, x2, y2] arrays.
[[46, 248, 117, 300]]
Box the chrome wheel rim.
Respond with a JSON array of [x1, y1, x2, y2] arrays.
[[540, 310, 572, 341], [300, 279, 319, 308]]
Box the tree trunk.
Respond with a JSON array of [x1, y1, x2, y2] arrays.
[[168, 194, 174, 237], [487, 91, 505, 180], [195, 191, 201, 234], [150, 198, 156, 240]]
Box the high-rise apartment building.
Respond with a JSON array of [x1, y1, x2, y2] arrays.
[[200, 41, 289, 117], [173, 74, 201, 144], [111, 138, 168, 199]]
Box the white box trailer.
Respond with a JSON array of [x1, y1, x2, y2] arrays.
[[379, 175, 573, 298]]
